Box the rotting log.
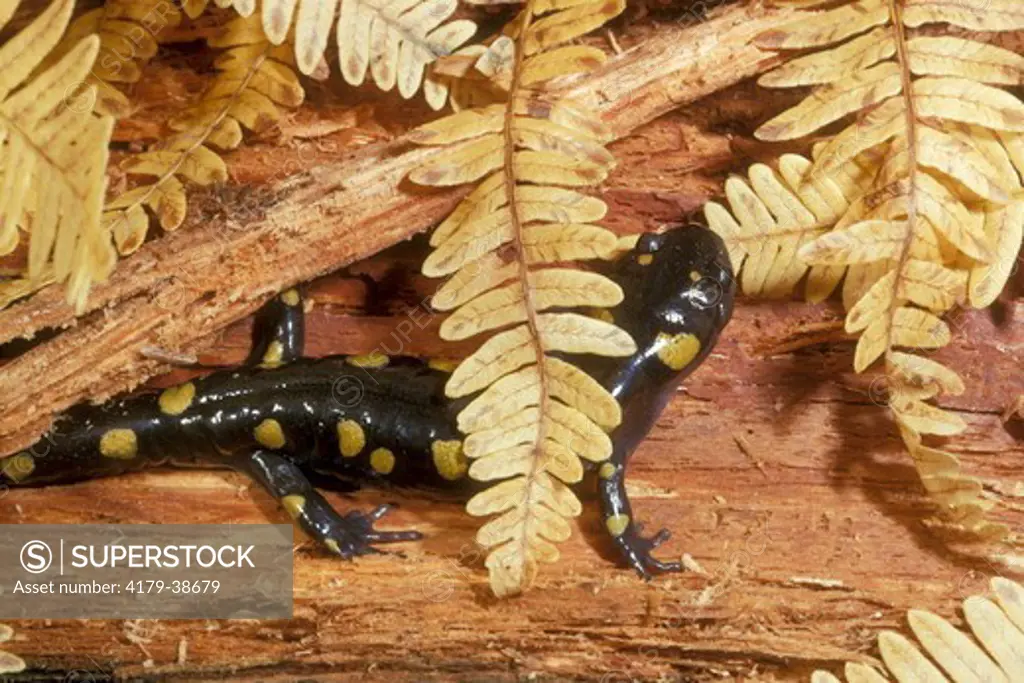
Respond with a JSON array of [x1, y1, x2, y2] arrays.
[[1, 283, 1021, 680]]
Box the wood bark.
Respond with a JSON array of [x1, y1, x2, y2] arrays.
[[0, 1, 1022, 681]]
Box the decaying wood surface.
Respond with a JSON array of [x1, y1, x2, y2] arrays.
[[2, 286, 1022, 681], [1, 1, 1022, 680]]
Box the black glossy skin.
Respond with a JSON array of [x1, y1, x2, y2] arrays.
[[585, 227, 735, 574], [5, 224, 735, 577]]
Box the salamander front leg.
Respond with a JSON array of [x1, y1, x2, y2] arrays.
[[246, 288, 305, 368], [241, 450, 422, 558], [599, 459, 682, 579]]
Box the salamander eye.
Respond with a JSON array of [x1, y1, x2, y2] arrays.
[[688, 272, 725, 310], [634, 233, 665, 266], [636, 233, 664, 254]]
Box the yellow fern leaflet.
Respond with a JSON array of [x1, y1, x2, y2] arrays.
[[704, 154, 871, 302], [43, 0, 183, 117], [103, 13, 304, 255], [0, 0, 115, 313], [246, 0, 476, 109], [811, 576, 1024, 682], [409, 0, 626, 596], [730, 0, 1024, 546]]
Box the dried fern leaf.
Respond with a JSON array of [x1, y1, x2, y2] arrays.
[[759, 27, 894, 88], [758, 62, 903, 141], [439, 269, 621, 340], [457, 356, 621, 432], [811, 672, 842, 683], [102, 13, 303, 255], [902, 0, 1024, 32], [879, 630, 956, 682], [908, 609, 1010, 682], [752, 0, 1024, 543], [41, 0, 182, 117], [756, 0, 890, 51], [0, 0, 115, 313], [445, 313, 633, 397], [992, 577, 1024, 632], [409, 0, 625, 597], [963, 595, 1024, 675], [812, 577, 1024, 682], [704, 152, 871, 302], [969, 202, 1024, 307], [842, 666, 888, 683], [908, 36, 1024, 86], [0, 0, 15, 25], [255, 0, 475, 108], [892, 394, 966, 437], [887, 352, 964, 396], [429, 43, 506, 111]]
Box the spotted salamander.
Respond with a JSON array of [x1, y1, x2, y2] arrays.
[[3, 224, 735, 579]]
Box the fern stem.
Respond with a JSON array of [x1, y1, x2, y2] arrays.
[[503, 0, 548, 569], [884, 0, 919, 368]]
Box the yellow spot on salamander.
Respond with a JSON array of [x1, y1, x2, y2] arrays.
[[689, 270, 703, 283], [337, 419, 365, 458], [655, 332, 701, 371], [158, 382, 196, 416], [324, 539, 341, 555], [606, 514, 630, 537], [254, 419, 286, 449], [260, 340, 285, 369], [369, 447, 395, 475], [431, 440, 467, 481], [637, 254, 654, 266], [346, 352, 389, 369], [1, 453, 35, 482], [281, 289, 300, 306], [598, 463, 616, 480], [427, 358, 459, 373], [99, 429, 138, 459], [281, 494, 305, 519]]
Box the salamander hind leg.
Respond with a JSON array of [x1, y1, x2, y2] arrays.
[[240, 450, 422, 559], [246, 288, 305, 368]]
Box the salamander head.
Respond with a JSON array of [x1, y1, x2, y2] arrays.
[[613, 223, 736, 365]]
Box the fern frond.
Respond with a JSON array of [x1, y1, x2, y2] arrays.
[[103, 12, 304, 255], [812, 576, 1024, 682], [243, 0, 476, 109], [711, 0, 1024, 542], [704, 151, 878, 302], [0, 0, 115, 313], [409, 0, 627, 596], [44, 0, 184, 117]]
